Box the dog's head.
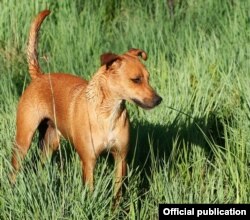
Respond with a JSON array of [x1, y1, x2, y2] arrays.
[[100, 48, 162, 109]]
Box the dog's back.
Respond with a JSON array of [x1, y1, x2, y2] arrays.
[[19, 73, 88, 135]]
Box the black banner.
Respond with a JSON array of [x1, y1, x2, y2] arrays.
[[159, 204, 250, 219]]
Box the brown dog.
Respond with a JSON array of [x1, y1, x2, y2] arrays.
[[10, 10, 162, 197]]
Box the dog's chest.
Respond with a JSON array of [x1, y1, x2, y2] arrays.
[[96, 110, 128, 152], [104, 130, 116, 149], [99, 119, 120, 150]]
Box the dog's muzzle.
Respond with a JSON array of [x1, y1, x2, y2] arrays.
[[132, 94, 162, 110]]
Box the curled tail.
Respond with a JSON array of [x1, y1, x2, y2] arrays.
[[27, 10, 50, 79]]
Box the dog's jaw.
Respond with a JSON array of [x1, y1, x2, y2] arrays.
[[131, 98, 154, 110], [131, 96, 162, 110]]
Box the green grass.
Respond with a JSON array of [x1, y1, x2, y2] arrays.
[[0, 0, 249, 219]]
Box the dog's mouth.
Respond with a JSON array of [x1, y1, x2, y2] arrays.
[[131, 97, 162, 110]]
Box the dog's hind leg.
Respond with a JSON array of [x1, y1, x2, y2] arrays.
[[10, 105, 41, 183], [38, 119, 60, 162]]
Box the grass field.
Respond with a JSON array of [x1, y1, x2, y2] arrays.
[[0, 0, 249, 219]]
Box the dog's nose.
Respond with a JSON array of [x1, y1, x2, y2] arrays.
[[153, 95, 162, 106]]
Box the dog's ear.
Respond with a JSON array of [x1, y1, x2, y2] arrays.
[[100, 53, 121, 69], [127, 48, 147, 61]]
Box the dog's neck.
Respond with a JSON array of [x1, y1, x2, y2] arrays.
[[85, 67, 125, 121]]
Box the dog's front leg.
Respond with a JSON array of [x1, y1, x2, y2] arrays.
[[112, 150, 127, 199], [81, 158, 96, 192], [75, 141, 97, 192]]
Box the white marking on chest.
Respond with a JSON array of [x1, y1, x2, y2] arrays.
[[103, 131, 116, 149], [102, 100, 123, 149]]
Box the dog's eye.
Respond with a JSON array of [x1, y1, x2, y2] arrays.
[[131, 77, 142, 84]]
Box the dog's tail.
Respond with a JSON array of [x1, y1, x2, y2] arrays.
[[27, 10, 50, 79]]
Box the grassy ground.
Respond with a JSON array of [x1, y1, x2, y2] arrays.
[[0, 0, 249, 219]]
